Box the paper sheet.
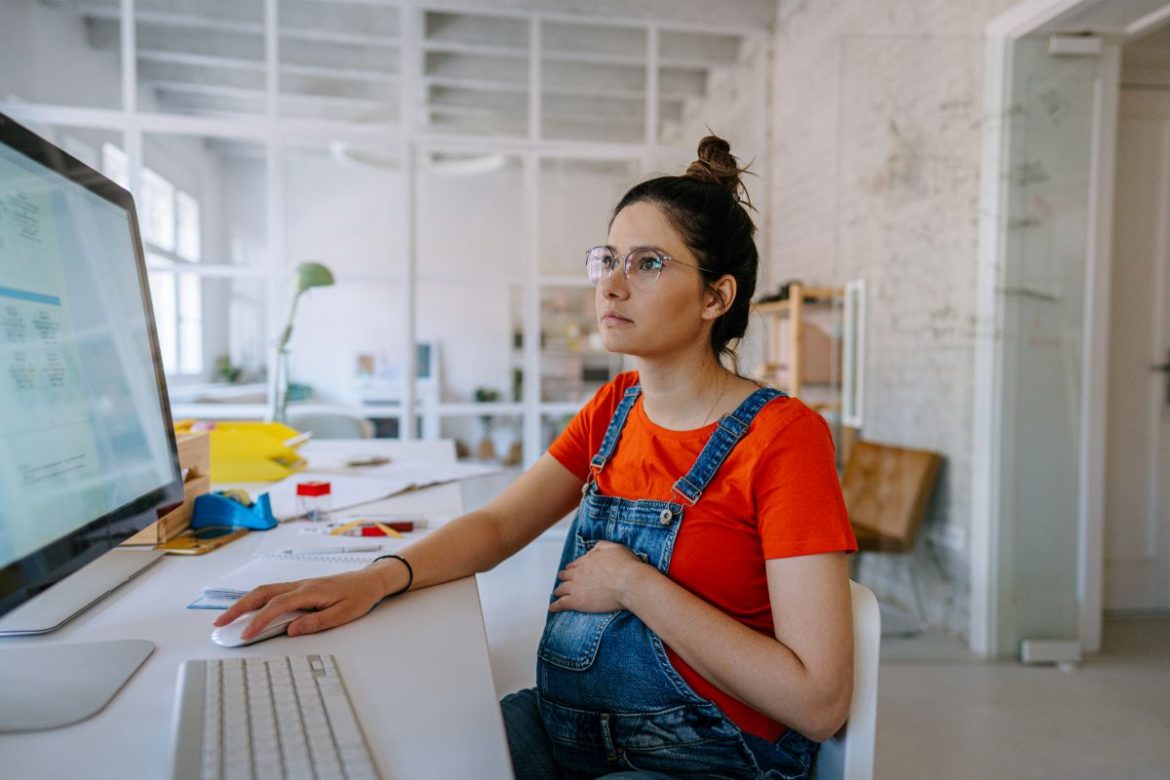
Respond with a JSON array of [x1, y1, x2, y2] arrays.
[[265, 471, 415, 520], [350, 460, 502, 486], [265, 460, 503, 521]]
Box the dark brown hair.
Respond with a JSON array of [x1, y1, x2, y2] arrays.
[[611, 135, 757, 365]]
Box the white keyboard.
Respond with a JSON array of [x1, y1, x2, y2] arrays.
[[169, 654, 381, 780]]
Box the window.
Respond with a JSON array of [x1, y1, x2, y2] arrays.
[[101, 143, 129, 188], [134, 164, 204, 377], [142, 168, 176, 252], [177, 273, 204, 375], [176, 190, 201, 262], [148, 272, 177, 373]]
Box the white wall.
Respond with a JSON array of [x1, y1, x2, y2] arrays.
[[0, 0, 121, 108], [287, 156, 637, 394], [769, 0, 1018, 636], [286, 157, 522, 406], [538, 158, 641, 276]]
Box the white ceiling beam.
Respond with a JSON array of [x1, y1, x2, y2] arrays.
[[407, 0, 774, 32], [135, 49, 398, 83], [420, 74, 696, 105], [429, 85, 525, 112], [146, 90, 387, 114], [421, 39, 527, 59], [85, 16, 396, 57], [418, 37, 736, 73], [57, 0, 262, 25], [427, 113, 641, 145], [151, 87, 393, 122], [427, 103, 520, 121], [425, 85, 678, 125], [116, 23, 398, 73], [64, 0, 398, 42], [139, 60, 396, 102]]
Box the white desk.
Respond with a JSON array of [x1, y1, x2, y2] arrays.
[[0, 440, 514, 780]]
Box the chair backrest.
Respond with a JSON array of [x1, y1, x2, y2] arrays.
[[840, 440, 942, 552], [286, 409, 375, 439], [813, 580, 881, 780]]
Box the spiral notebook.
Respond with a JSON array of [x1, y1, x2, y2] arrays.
[[190, 550, 389, 609]]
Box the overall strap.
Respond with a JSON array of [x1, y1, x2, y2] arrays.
[[671, 386, 786, 506], [588, 384, 643, 479]]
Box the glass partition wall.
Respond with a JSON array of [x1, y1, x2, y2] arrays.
[[1, 3, 766, 463]]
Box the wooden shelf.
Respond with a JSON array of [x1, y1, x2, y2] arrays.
[[750, 287, 842, 315], [751, 282, 843, 399]]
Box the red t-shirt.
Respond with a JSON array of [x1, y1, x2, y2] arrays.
[[547, 371, 856, 742]]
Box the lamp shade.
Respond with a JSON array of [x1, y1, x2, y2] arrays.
[[295, 261, 335, 293]]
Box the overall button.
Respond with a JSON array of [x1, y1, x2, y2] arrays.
[[659, 508, 673, 525]]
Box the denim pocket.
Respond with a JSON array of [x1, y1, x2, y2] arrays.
[[752, 728, 816, 780], [619, 738, 757, 780], [537, 533, 621, 671], [537, 605, 621, 670]]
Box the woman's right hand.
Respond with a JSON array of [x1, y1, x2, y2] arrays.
[[212, 567, 389, 641]]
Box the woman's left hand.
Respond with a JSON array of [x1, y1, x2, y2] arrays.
[[549, 541, 649, 613]]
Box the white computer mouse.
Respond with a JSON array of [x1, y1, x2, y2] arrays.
[[211, 609, 307, 648]]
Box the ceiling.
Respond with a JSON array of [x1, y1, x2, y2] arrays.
[[1032, 0, 1170, 36], [53, 0, 773, 145]]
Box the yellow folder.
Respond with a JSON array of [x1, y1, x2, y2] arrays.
[[173, 420, 308, 482]]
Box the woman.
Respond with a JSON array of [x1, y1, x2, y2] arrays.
[[216, 136, 857, 780]]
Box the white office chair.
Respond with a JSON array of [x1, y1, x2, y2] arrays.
[[287, 407, 375, 439], [812, 580, 881, 780]]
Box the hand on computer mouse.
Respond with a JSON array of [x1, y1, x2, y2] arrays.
[[213, 567, 391, 640], [211, 609, 306, 648]]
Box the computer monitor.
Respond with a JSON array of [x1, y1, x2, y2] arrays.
[[0, 112, 184, 731]]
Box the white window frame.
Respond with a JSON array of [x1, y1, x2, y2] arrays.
[[0, 3, 769, 460]]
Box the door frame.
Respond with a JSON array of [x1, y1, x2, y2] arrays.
[[970, 0, 1158, 656]]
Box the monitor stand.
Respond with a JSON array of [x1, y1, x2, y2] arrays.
[[0, 547, 164, 635], [0, 548, 164, 732], [0, 639, 155, 732]]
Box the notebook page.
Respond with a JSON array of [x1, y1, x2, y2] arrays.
[[201, 552, 384, 600]]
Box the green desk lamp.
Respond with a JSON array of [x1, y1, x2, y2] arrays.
[[270, 261, 335, 423]]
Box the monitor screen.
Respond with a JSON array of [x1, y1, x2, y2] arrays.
[[0, 114, 182, 616]]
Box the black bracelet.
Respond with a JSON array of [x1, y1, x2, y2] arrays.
[[372, 554, 413, 597]]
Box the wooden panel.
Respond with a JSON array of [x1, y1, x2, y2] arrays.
[[122, 432, 211, 545]]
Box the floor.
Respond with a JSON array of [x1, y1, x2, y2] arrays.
[[460, 472, 1170, 780]]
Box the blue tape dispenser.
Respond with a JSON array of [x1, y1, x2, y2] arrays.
[[191, 490, 277, 531]]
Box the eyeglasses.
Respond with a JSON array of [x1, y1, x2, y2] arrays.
[[585, 246, 710, 288]]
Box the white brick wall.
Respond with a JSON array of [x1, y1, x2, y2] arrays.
[[769, 0, 1018, 637]]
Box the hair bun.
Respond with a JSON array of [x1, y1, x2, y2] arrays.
[[685, 135, 752, 207]]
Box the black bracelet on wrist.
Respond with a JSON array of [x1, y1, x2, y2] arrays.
[[372, 554, 413, 597]]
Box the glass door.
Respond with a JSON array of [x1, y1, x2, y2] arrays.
[[991, 36, 1102, 656]]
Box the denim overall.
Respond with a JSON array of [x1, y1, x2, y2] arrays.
[[535, 384, 818, 780]]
